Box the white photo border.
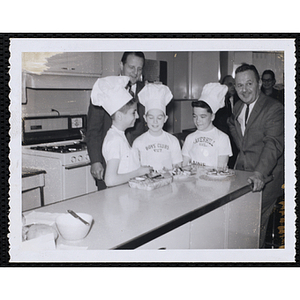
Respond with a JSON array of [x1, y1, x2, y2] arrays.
[[8, 38, 296, 263]]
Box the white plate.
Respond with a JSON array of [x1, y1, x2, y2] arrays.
[[205, 170, 235, 179]]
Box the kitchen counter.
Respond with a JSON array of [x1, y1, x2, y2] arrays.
[[22, 167, 46, 211], [24, 169, 262, 250]]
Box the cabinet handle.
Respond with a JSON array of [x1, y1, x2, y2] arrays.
[[64, 162, 90, 170], [61, 67, 76, 71]]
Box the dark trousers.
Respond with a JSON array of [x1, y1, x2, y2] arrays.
[[96, 179, 107, 191]]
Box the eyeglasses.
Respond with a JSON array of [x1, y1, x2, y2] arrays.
[[262, 79, 273, 83]]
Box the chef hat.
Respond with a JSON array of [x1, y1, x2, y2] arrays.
[[198, 83, 228, 113], [91, 76, 133, 116], [138, 83, 173, 115]]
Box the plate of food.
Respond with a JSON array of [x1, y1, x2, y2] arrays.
[[129, 171, 173, 191], [205, 168, 235, 179], [169, 166, 195, 180]]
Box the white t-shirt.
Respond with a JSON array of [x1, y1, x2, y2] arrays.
[[182, 127, 232, 168], [132, 130, 183, 171], [102, 125, 140, 174]]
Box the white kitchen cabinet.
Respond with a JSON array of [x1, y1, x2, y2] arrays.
[[22, 169, 46, 211], [190, 191, 261, 249], [190, 52, 220, 99], [173, 52, 189, 99], [189, 206, 227, 249], [44, 52, 102, 75], [139, 191, 261, 250], [226, 191, 262, 249], [173, 51, 220, 99], [172, 99, 196, 133]]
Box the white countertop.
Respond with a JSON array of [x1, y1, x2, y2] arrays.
[[25, 169, 255, 250]]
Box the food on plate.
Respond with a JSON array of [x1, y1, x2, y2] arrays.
[[129, 172, 172, 191], [170, 166, 192, 179], [206, 168, 234, 177], [22, 224, 58, 241]]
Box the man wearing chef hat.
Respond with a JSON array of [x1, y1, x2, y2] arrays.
[[182, 82, 232, 170], [91, 76, 152, 187], [132, 83, 183, 171]]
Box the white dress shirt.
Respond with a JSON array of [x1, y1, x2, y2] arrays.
[[238, 101, 257, 135]]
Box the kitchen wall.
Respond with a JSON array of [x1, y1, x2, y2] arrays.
[[220, 51, 284, 87], [22, 51, 284, 132], [101, 52, 157, 77], [22, 52, 159, 118], [22, 89, 92, 117]]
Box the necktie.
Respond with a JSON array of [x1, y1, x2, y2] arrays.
[[127, 82, 135, 97], [225, 96, 232, 115], [245, 104, 250, 126]]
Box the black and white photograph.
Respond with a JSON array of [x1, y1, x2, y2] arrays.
[[8, 38, 296, 264]]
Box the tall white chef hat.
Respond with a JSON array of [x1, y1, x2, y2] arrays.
[[91, 76, 133, 116], [198, 83, 228, 114], [138, 83, 173, 115]]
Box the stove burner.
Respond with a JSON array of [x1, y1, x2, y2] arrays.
[[30, 142, 87, 153]]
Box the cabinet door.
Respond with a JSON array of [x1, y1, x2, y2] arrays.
[[173, 100, 196, 133], [190, 206, 226, 249], [138, 223, 190, 249], [45, 52, 69, 73], [66, 52, 102, 74], [173, 52, 189, 99], [45, 52, 102, 75], [63, 165, 91, 200], [226, 191, 261, 249], [190, 52, 220, 99]]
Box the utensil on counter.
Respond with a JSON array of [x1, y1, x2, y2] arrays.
[[67, 209, 90, 226], [56, 212, 93, 241]]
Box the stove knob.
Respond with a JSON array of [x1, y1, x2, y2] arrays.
[[71, 156, 76, 163], [78, 155, 83, 162]]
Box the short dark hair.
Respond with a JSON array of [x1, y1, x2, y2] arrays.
[[192, 100, 213, 114], [220, 75, 234, 85], [262, 69, 275, 80], [235, 64, 260, 83], [111, 98, 137, 120], [121, 52, 145, 66]]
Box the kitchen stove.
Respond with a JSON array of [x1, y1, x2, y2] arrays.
[[30, 142, 87, 153], [22, 115, 97, 207], [23, 140, 90, 167]]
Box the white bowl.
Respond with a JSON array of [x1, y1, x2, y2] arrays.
[[55, 213, 93, 241]]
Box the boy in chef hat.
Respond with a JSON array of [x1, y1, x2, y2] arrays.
[[91, 76, 152, 187], [132, 83, 182, 171], [182, 82, 232, 170]]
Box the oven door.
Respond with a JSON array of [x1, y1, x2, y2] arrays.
[[63, 162, 97, 200]]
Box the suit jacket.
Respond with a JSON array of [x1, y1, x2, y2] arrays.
[[261, 87, 284, 105], [227, 92, 284, 202], [86, 81, 146, 166]]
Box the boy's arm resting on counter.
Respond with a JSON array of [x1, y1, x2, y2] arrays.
[[217, 155, 229, 170], [182, 155, 191, 167], [104, 159, 152, 187]]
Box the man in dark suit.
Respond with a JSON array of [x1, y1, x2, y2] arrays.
[[86, 52, 146, 190], [227, 64, 284, 248], [213, 75, 239, 168], [261, 69, 284, 105]]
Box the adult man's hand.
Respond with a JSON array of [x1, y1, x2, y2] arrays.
[[247, 171, 265, 192], [90, 162, 104, 180]]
